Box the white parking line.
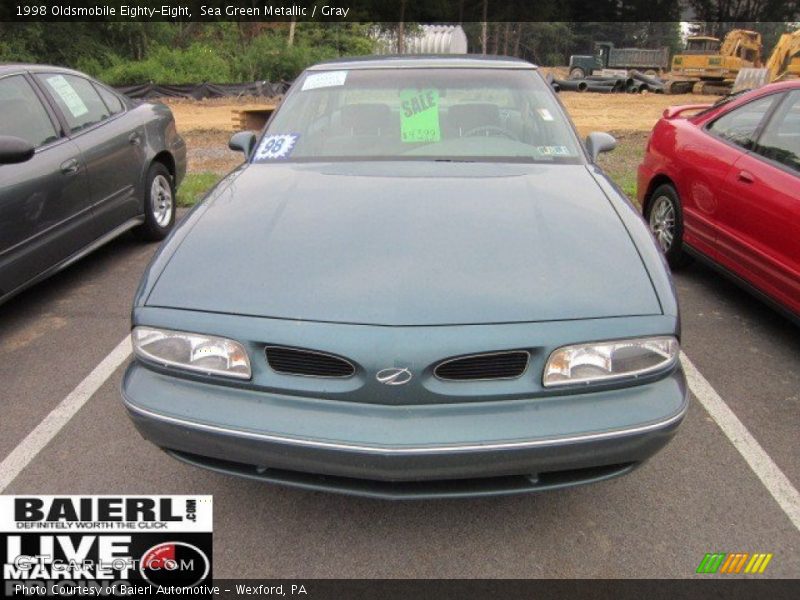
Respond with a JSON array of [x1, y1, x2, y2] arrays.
[[681, 352, 800, 532], [0, 335, 132, 493], [0, 337, 798, 534]]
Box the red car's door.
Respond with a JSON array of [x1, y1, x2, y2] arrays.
[[677, 95, 778, 258], [715, 91, 800, 314]]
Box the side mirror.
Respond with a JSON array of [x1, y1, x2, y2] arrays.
[[585, 132, 617, 161], [229, 131, 257, 158], [0, 136, 35, 165]]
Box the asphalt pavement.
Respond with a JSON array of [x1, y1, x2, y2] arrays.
[[1, 221, 798, 578]]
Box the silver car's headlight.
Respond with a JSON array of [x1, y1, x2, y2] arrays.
[[543, 336, 678, 387], [132, 326, 251, 380]]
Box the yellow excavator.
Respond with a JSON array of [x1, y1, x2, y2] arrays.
[[666, 29, 763, 94], [764, 30, 800, 80], [733, 30, 800, 91]]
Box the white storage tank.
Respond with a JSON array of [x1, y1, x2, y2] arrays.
[[377, 25, 469, 55]]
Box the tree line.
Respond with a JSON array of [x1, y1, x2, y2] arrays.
[[0, 19, 795, 85]]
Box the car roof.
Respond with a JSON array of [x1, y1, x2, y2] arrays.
[[731, 79, 800, 108], [754, 79, 800, 93], [306, 55, 537, 71], [0, 63, 87, 77], [686, 79, 800, 122]]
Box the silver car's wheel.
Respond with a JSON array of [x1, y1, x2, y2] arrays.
[[134, 162, 175, 241], [649, 194, 675, 252], [151, 174, 173, 228]]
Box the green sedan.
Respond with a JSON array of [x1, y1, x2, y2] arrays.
[[121, 56, 687, 499]]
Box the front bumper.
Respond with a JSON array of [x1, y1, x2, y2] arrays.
[[122, 361, 688, 499]]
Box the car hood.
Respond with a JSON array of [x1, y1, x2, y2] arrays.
[[147, 162, 661, 325]]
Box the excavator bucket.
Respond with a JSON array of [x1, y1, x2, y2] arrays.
[[733, 68, 769, 93]]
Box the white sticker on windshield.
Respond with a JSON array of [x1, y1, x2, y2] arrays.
[[253, 134, 299, 161], [537, 108, 554, 121], [46, 75, 88, 118], [302, 70, 348, 91], [537, 146, 570, 156]]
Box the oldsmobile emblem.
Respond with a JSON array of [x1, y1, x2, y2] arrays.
[[376, 367, 413, 386]]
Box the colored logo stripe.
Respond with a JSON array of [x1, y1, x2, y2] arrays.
[[720, 553, 748, 573], [697, 553, 726, 573], [696, 553, 773, 574], [744, 553, 773, 574]]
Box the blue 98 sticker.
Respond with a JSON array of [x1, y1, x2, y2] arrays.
[[253, 133, 299, 161]]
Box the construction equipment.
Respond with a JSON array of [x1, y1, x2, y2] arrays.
[[568, 42, 669, 79], [733, 30, 800, 92], [666, 29, 762, 94]]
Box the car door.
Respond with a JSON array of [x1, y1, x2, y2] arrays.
[[715, 90, 800, 314], [34, 73, 146, 236], [0, 73, 93, 299], [679, 94, 779, 257]]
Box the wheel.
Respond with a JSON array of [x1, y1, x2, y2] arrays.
[[645, 184, 693, 269], [569, 67, 586, 80], [134, 162, 175, 241]]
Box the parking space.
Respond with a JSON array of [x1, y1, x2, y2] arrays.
[[1, 217, 798, 578]]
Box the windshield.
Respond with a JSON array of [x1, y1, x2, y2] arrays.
[[685, 39, 720, 54], [254, 67, 582, 163]]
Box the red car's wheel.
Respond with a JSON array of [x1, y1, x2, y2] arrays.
[[645, 184, 693, 269]]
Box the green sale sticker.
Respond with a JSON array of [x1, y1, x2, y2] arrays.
[[400, 89, 441, 143]]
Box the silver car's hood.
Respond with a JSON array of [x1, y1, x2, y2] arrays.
[[147, 162, 660, 325]]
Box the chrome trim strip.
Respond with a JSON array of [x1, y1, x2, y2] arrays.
[[433, 350, 530, 382], [264, 345, 356, 379], [123, 395, 688, 455], [306, 64, 535, 72]]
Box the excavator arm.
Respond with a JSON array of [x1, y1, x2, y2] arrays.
[[764, 31, 800, 81], [720, 30, 762, 59]]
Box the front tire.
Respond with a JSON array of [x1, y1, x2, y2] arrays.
[[645, 184, 693, 269], [134, 162, 175, 241], [569, 67, 586, 80]]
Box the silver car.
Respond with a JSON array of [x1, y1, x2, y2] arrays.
[[0, 64, 186, 304]]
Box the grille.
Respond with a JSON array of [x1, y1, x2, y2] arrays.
[[265, 346, 355, 378], [434, 351, 529, 381]]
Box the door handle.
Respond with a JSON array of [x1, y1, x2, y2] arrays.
[[128, 132, 142, 145], [60, 158, 80, 175], [737, 170, 755, 184]]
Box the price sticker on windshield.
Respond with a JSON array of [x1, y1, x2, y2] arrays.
[[253, 133, 299, 161], [400, 88, 441, 143], [46, 75, 89, 118]]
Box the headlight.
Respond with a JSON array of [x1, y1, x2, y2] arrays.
[[132, 326, 251, 380], [543, 336, 678, 387]]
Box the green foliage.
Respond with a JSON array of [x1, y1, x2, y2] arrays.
[[0, 22, 376, 85], [99, 43, 232, 85], [177, 172, 222, 207], [227, 23, 375, 81], [597, 133, 648, 208], [459, 22, 681, 66], [228, 35, 332, 82]]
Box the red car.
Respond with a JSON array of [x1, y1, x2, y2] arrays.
[[638, 80, 800, 320]]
